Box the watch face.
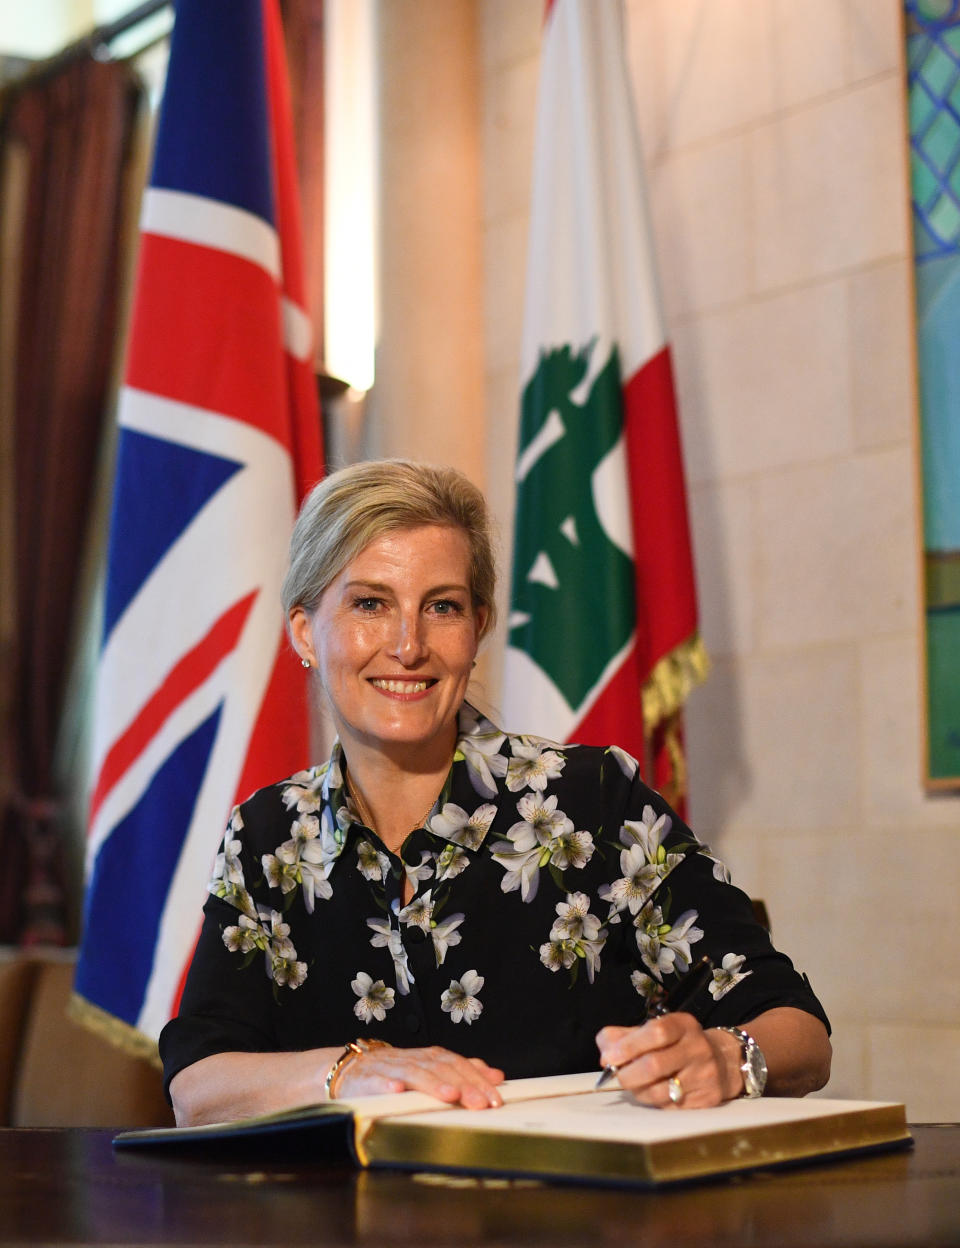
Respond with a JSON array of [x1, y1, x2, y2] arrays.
[[744, 1043, 768, 1097]]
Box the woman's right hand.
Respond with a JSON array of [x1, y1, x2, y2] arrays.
[[332, 1044, 505, 1109]]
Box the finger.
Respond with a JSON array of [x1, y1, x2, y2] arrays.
[[628, 1067, 728, 1110], [411, 1048, 504, 1107], [596, 1016, 678, 1073], [598, 1016, 720, 1098], [622, 1072, 683, 1109], [346, 1047, 502, 1108], [617, 1034, 730, 1110], [467, 1056, 506, 1084], [609, 1043, 679, 1097]]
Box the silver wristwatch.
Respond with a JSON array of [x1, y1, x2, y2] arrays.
[[715, 1026, 767, 1098]]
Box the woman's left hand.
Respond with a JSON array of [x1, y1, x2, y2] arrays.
[[595, 1012, 742, 1108]]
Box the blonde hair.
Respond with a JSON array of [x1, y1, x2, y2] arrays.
[[282, 459, 497, 638]]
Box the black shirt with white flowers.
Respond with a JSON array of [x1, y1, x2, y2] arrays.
[[159, 703, 829, 1093]]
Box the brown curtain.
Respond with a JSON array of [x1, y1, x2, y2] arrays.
[[0, 56, 145, 945]]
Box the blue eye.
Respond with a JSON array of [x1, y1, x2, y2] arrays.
[[432, 599, 464, 616], [354, 596, 381, 612]]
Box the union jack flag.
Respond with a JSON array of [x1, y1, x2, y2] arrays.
[[74, 0, 323, 1051]]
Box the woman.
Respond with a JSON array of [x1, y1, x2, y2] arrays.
[[161, 459, 831, 1126]]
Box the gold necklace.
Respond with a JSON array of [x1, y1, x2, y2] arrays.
[[346, 769, 438, 845]]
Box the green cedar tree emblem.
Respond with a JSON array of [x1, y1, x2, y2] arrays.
[[509, 342, 635, 709]]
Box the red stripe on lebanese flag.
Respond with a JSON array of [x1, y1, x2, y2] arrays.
[[624, 347, 698, 676], [550, 346, 697, 765], [569, 645, 646, 760]]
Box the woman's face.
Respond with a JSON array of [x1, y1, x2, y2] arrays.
[[289, 524, 488, 765]]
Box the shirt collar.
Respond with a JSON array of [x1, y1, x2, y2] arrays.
[[319, 702, 510, 855]]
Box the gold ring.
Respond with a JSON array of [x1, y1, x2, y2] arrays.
[[668, 1075, 684, 1105]]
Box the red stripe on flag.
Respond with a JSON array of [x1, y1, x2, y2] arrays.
[[569, 641, 646, 761], [622, 346, 698, 676], [287, 356, 324, 499], [170, 920, 201, 1021], [233, 635, 310, 806], [263, 0, 306, 308], [89, 591, 258, 825], [262, 0, 324, 498], [124, 234, 288, 439]]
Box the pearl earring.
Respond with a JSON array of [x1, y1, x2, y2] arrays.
[[301, 658, 311, 669]]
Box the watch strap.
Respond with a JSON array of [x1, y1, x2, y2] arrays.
[[714, 1025, 767, 1098]]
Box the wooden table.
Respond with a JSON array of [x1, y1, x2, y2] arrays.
[[2, 1125, 959, 1246]]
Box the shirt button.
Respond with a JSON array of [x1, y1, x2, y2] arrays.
[[404, 1013, 422, 1034]]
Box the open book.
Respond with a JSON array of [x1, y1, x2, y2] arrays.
[[113, 1071, 911, 1187]]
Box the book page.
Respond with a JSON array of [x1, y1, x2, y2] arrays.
[[341, 1070, 600, 1125], [384, 1093, 905, 1145]]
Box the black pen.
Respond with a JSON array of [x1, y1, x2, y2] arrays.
[[595, 954, 715, 1088]]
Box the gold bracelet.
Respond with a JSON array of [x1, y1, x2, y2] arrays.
[[324, 1037, 390, 1100]]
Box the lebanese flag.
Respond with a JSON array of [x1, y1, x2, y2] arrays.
[[502, 0, 707, 807]]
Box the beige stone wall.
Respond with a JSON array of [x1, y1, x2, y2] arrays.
[[368, 0, 486, 476], [475, 0, 960, 1121]]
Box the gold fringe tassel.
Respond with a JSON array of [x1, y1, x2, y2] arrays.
[[641, 630, 711, 737], [67, 991, 163, 1070], [660, 713, 688, 809]]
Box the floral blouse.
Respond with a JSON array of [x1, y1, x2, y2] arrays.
[[159, 704, 828, 1091]]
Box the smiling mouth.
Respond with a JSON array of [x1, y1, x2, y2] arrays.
[[369, 678, 435, 694]]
